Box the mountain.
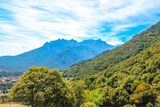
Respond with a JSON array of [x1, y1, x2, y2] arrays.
[[0, 39, 114, 72], [63, 21, 160, 79]]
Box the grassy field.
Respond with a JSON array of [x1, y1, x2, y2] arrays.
[[0, 104, 28, 107]]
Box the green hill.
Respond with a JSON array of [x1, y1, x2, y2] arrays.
[[86, 43, 160, 88], [84, 43, 160, 107], [63, 21, 160, 79]]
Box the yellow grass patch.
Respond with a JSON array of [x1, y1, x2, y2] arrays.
[[0, 104, 28, 107]]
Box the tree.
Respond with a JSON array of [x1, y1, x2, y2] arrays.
[[71, 80, 86, 107], [105, 87, 130, 107], [84, 89, 105, 106], [9, 66, 74, 107], [131, 83, 157, 106]]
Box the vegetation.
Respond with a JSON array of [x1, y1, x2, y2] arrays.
[[0, 83, 13, 94], [63, 21, 160, 79], [9, 67, 76, 107], [83, 43, 160, 107]]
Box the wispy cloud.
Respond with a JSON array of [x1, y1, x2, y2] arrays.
[[0, 0, 160, 55]]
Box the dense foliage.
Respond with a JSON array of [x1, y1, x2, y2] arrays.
[[63, 21, 160, 79], [9, 67, 76, 107], [84, 43, 160, 106]]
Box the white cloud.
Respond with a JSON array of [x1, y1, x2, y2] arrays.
[[0, 0, 160, 55]]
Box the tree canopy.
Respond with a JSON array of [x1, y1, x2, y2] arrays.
[[9, 67, 74, 107]]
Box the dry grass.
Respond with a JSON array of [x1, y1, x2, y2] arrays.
[[0, 104, 28, 107]]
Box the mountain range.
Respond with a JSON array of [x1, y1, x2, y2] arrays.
[[0, 39, 113, 72]]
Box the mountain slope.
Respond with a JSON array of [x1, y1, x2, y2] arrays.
[[85, 43, 160, 107], [88, 43, 160, 88], [0, 39, 113, 72], [63, 21, 160, 79]]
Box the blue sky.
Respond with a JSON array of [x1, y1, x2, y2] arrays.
[[0, 0, 160, 56]]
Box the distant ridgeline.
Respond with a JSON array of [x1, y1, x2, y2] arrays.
[[0, 39, 113, 72], [63, 21, 160, 79]]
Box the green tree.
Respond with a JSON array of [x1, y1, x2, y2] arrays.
[[105, 87, 130, 107], [84, 89, 105, 106], [71, 80, 86, 107], [9, 66, 74, 107], [132, 83, 157, 106]]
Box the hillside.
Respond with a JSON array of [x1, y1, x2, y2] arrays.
[[83, 43, 160, 107], [63, 21, 160, 79], [0, 39, 113, 72], [86, 43, 160, 88]]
